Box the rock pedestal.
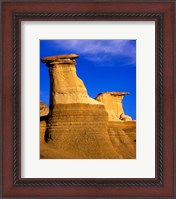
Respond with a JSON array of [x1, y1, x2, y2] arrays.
[[41, 54, 118, 158], [95, 92, 132, 121], [40, 120, 47, 144], [40, 102, 49, 144]]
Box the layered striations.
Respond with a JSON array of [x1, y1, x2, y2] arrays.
[[41, 54, 119, 158], [40, 102, 49, 144]]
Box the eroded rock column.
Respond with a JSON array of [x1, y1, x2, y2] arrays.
[[40, 102, 49, 144], [41, 54, 118, 158], [95, 92, 132, 121]]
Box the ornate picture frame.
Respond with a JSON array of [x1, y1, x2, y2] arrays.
[[1, 1, 175, 198]]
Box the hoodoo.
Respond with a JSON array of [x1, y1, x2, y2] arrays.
[[95, 92, 133, 122], [95, 92, 135, 158], [41, 54, 119, 158]]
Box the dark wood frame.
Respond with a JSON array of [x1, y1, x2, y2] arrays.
[[1, 1, 175, 198]]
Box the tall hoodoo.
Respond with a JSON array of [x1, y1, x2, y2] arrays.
[[95, 92, 132, 121], [42, 54, 100, 107], [41, 54, 118, 158]]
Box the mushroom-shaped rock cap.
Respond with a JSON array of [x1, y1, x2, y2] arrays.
[[40, 102, 49, 117], [41, 54, 79, 63], [96, 92, 130, 97], [109, 92, 130, 96]]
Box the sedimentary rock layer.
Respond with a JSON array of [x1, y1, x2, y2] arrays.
[[40, 119, 47, 144], [41, 54, 119, 158], [42, 103, 119, 158], [108, 121, 136, 158], [42, 54, 100, 107], [40, 102, 49, 144], [40, 118, 136, 159]]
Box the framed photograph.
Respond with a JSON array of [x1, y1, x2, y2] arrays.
[[1, 1, 175, 198], [39, 38, 137, 160]]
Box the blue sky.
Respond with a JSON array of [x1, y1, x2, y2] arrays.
[[40, 40, 136, 119]]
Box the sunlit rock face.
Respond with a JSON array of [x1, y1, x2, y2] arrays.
[[95, 92, 136, 158], [41, 54, 119, 158], [42, 54, 100, 107], [95, 92, 133, 122], [40, 102, 49, 117], [108, 121, 136, 158]]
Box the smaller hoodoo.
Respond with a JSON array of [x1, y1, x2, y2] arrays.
[[95, 92, 133, 122]]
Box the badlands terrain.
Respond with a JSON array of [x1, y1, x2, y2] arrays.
[[40, 54, 136, 159]]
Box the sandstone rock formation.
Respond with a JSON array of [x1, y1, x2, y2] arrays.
[[95, 92, 133, 122], [41, 54, 119, 158], [40, 101, 49, 116], [40, 102, 49, 144], [108, 121, 136, 158], [120, 113, 132, 121], [42, 54, 100, 107]]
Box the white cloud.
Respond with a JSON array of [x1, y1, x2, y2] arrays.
[[51, 40, 136, 66]]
